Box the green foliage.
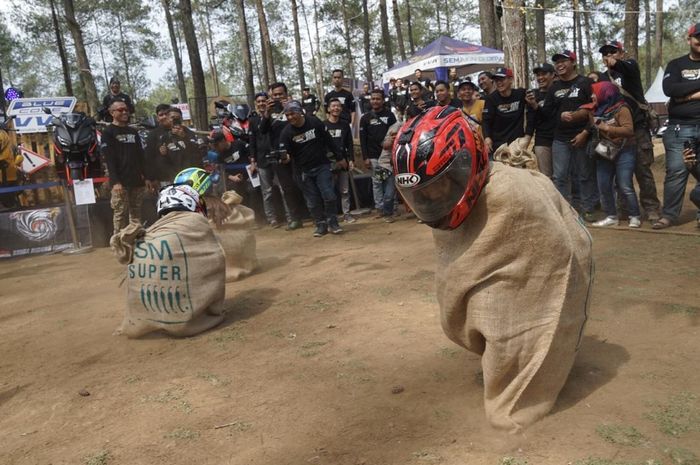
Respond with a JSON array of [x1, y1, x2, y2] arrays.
[[644, 392, 700, 437], [595, 424, 646, 446]]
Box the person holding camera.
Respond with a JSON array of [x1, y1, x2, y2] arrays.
[[279, 100, 346, 237], [259, 82, 305, 230]]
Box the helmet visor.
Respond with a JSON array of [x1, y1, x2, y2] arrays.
[[396, 149, 470, 223]]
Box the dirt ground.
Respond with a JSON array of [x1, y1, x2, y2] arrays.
[[2, 152, 700, 465]]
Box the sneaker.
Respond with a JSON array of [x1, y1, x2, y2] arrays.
[[313, 224, 328, 237], [383, 216, 395, 223], [286, 220, 302, 231], [592, 216, 619, 227], [270, 220, 281, 229], [329, 222, 343, 234], [628, 216, 641, 228], [582, 211, 597, 223], [343, 213, 357, 223]]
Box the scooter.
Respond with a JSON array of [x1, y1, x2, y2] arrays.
[[43, 108, 100, 183]]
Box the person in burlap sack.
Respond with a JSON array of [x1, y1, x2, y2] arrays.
[[210, 190, 258, 282], [392, 106, 594, 432], [110, 184, 226, 338]]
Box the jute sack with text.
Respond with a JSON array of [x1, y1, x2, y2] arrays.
[[111, 211, 226, 338], [210, 190, 258, 282], [433, 163, 593, 432]]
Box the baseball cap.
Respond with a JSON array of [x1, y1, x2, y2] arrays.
[[533, 62, 555, 74], [457, 78, 478, 90], [283, 100, 304, 114], [493, 67, 513, 78], [689, 23, 700, 37], [552, 50, 577, 62], [598, 40, 624, 54]]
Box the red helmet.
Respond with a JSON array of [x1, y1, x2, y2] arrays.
[[392, 106, 489, 230]]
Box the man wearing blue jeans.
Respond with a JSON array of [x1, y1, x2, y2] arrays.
[[653, 23, 700, 229], [279, 101, 347, 237], [539, 50, 597, 221]]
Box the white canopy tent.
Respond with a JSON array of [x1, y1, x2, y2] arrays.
[[645, 67, 667, 103]]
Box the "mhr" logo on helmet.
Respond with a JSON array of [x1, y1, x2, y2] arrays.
[[396, 173, 421, 187]]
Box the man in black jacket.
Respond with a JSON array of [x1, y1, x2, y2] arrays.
[[324, 98, 356, 223], [599, 39, 661, 222], [360, 89, 397, 215], [102, 100, 146, 236], [101, 77, 135, 122], [324, 69, 356, 126], [526, 63, 557, 177], [279, 101, 347, 237]]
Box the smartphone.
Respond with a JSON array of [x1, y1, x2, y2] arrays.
[[272, 100, 283, 113], [172, 116, 182, 126]]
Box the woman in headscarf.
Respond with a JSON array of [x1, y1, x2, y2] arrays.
[[581, 81, 641, 228]]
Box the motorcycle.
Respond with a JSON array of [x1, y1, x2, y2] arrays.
[[43, 108, 100, 183]]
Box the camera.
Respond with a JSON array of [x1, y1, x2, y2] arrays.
[[683, 138, 699, 154], [272, 100, 283, 113], [172, 116, 183, 127]]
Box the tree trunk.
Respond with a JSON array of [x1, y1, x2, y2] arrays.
[[63, 0, 99, 115], [501, 0, 527, 88], [379, 0, 394, 68], [644, 0, 651, 86], [234, 0, 255, 106], [436, 6, 442, 35], [444, 0, 451, 35], [479, 0, 497, 48], [495, 1, 503, 50], [654, 0, 663, 70], [534, 0, 545, 63], [162, 0, 188, 104], [341, 0, 356, 77], [204, 2, 220, 97], [300, 0, 320, 91], [624, 0, 639, 59], [406, 0, 415, 54], [392, 0, 406, 61], [178, 0, 208, 130], [50, 0, 73, 95], [290, 0, 306, 91], [93, 15, 110, 89], [362, 0, 373, 82], [116, 12, 134, 99], [253, 0, 276, 86], [582, 0, 594, 72], [573, 0, 584, 70], [312, 0, 324, 100]]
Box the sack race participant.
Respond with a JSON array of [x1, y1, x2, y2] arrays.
[[111, 184, 226, 338], [392, 106, 594, 432], [210, 190, 258, 282]]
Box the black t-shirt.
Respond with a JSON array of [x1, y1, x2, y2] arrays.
[[145, 126, 202, 181], [531, 88, 556, 147], [482, 88, 534, 148], [324, 119, 353, 163], [359, 109, 397, 160], [260, 109, 289, 152], [540, 75, 593, 142], [324, 89, 356, 124], [663, 54, 700, 125], [599, 59, 646, 125], [302, 94, 319, 115], [249, 113, 273, 168], [279, 115, 340, 171], [102, 124, 145, 187], [360, 92, 372, 113]]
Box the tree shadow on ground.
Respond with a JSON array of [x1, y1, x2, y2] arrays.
[[553, 334, 630, 414]]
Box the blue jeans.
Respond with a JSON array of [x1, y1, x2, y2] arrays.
[[552, 139, 598, 212], [661, 124, 700, 222], [597, 146, 640, 217], [300, 164, 338, 227], [381, 173, 396, 216]]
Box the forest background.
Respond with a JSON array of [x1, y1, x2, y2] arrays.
[[1, 0, 698, 129]]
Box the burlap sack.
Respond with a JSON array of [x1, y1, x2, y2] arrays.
[[111, 211, 226, 338], [493, 138, 539, 171], [210, 190, 258, 282], [433, 163, 593, 432]]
